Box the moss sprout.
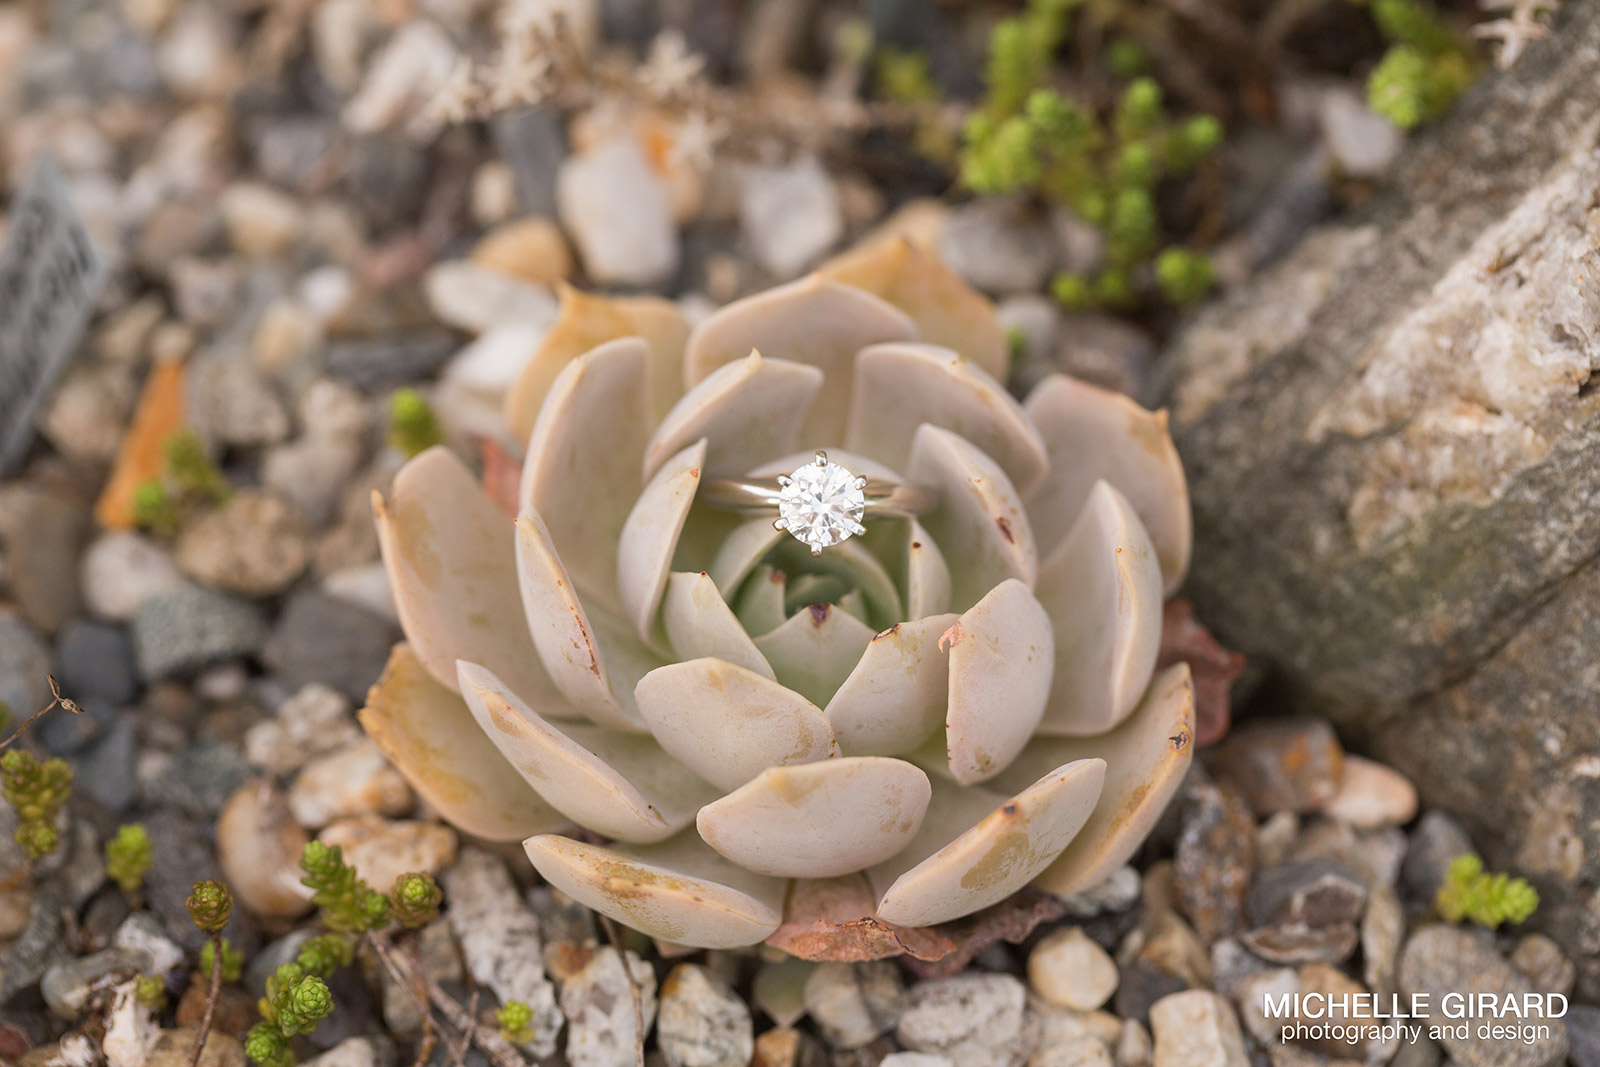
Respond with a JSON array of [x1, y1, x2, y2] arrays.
[[391, 872, 443, 929], [496, 1000, 536, 1046], [200, 938, 245, 984], [301, 841, 392, 933], [135, 975, 168, 1012], [1366, 0, 1478, 127], [186, 880, 234, 933]]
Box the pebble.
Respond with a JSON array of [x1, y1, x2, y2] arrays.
[[342, 20, 459, 136], [55, 620, 137, 705], [896, 974, 1037, 1067], [1568, 1005, 1600, 1067], [1400, 925, 1569, 1067], [435, 324, 547, 440], [112, 913, 186, 975], [0, 881, 68, 1003], [378, 919, 459, 1034], [0, 610, 53, 723], [1205, 718, 1344, 816], [1032, 1006, 1121, 1056], [1507, 934, 1575, 997], [471, 217, 574, 284], [217, 782, 314, 919], [0, 483, 91, 634], [1361, 882, 1403, 994], [324, 332, 457, 393], [423, 261, 559, 334], [41, 948, 148, 1020], [188, 358, 291, 449], [1322, 755, 1418, 829], [1116, 1020, 1152, 1067], [1029, 927, 1120, 1011], [739, 155, 843, 279], [938, 199, 1057, 295], [657, 963, 753, 1067], [1050, 315, 1158, 399], [139, 739, 249, 816], [318, 816, 458, 893], [1032, 1042, 1115, 1067], [142, 811, 252, 951], [440, 848, 562, 1058], [245, 683, 362, 775], [1148, 992, 1248, 1067], [1058, 866, 1142, 918], [39, 363, 139, 467], [1174, 779, 1255, 943], [131, 585, 268, 679], [288, 739, 412, 828], [1401, 811, 1474, 902], [1290, 820, 1407, 890], [103, 979, 160, 1067], [561, 946, 660, 1067], [175, 490, 311, 597], [997, 294, 1062, 370], [491, 108, 566, 217], [804, 961, 906, 1049], [143, 1028, 246, 1067], [263, 435, 366, 531], [300, 1037, 394, 1067], [261, 590, 398, 702], [1318, 89, 1403, 179], [1208, 939, 1270, 1002], [1255, 812, 1300, 869], [80, 533, 185, 622], [557, 135, 680, 288], [881, 1056, 953, 1067], [79, 719, 139, 812], [218, 182, 305, 259], [1248, 859, 1368, 929]]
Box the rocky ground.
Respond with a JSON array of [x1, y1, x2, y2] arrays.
[[0, 1, 1590, 1067]]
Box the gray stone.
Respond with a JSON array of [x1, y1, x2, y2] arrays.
[[188, 357, 290, 448], [1205, 720, 1344, 817], [0, 610, 53, 724], [142, 811, 251, 952], [38, 692, 115, 757], [76, 719, 138, 813], [55, 620, 136, 705], [896, 974, 1037, 1067], [132, 585, 267, 680], [1567, 1005, 1600, 1067], [175, 490, 311, 598], [1246, 860, 1367, 929], [140, 740, 248, 817], [1361, 883, 1403, 995], [1507, 934, 1574, 997], [1050, 315, 1158, 399], [324, 332, 457, 393], [1174, 779, 1255, 943], [557, 136, 680, 288], [440, 849, 561, 1058], [1239, 922, 1359, 966], [1152, 5, 1600, 999], [301, 1037, 396, 1067], [0, 881, 68, 1003], [657, 963, 752, 1067], [1401, 812, 1475, 903], [938, 198, 1056, 295], [1398, 925, 1567, 1067], [262, 590, 397, 702], [804, 961, 905, 1050], [80, 533, 185, 623], [0, 486, 91, 634], [491, 108, 565, 217]]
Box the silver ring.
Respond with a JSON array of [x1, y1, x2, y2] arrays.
[[699, 450, 939, 555]]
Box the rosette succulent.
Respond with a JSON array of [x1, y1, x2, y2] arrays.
[[362, 239, 1196, 951]]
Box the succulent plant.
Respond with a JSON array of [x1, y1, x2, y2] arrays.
[[362, 240, 1197, 952]]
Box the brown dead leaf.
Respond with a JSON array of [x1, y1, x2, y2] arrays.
[[1157, 598, 1245, 748], [765, 876, 956, 962], [903, 887, 1068, 979]]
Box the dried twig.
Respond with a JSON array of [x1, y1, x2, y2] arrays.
[[0, 676, 80, 754], [598, 916, 646, 1067], [408, 936, 440, 1067], [188, 932, 225, 1067], [366, 933, 530, 1067]]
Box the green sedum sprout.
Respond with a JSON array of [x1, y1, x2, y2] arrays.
[[186, 880, 234, 933], [1365, 0, 1477, 128], [1435, 854, 1539, 929], [300, 841, 391, 933], [164, 429, 230, 504], [132, 480, 181, 537], [105, 824, 153, 893], [1155, 248, 1217, 306], [201, 938, 246, 984], [391, 872, 443, 929], [1, 750, 72, 861], [388, 389, 444, 459], [496, 1000, 536, 1046], [135, 974, 168, 1012]]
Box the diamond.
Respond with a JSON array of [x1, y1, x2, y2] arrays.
[[774, 451, 867, 555]]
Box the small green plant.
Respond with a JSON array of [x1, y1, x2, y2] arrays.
[[391, 872, 443, 928], [200, 938, 245, 984], [496, 1000, 536, 1046], [186, 880, 234, 932], [132, 481, 180, 537], [299, 841, 392, 933], [105, 824, 153, 894], [135, 974, 168, 1012], [165, 429, 230, 503], [956, 0, 1223, 310], [388, 389, 444, 459], [1435, 853, 1539, 928], [874, 48, 954, 161], [1, 751, 72, 861], [1366, 0, 1477, 128]]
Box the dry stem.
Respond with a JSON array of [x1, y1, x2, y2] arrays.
[[188, 932, 225, 1067]]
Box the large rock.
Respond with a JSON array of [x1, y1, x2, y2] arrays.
[[1154, 5, 1600, 995]]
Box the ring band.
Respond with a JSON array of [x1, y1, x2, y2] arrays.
[[699, 450, 939, 554]]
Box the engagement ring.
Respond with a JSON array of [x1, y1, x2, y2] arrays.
[[699, 450, 939, 555]]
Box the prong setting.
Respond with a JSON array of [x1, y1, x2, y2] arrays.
[[775, 451, 868, 554]]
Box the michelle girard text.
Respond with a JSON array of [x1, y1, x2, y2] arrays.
[[1263, 993, 1569, 1049]]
